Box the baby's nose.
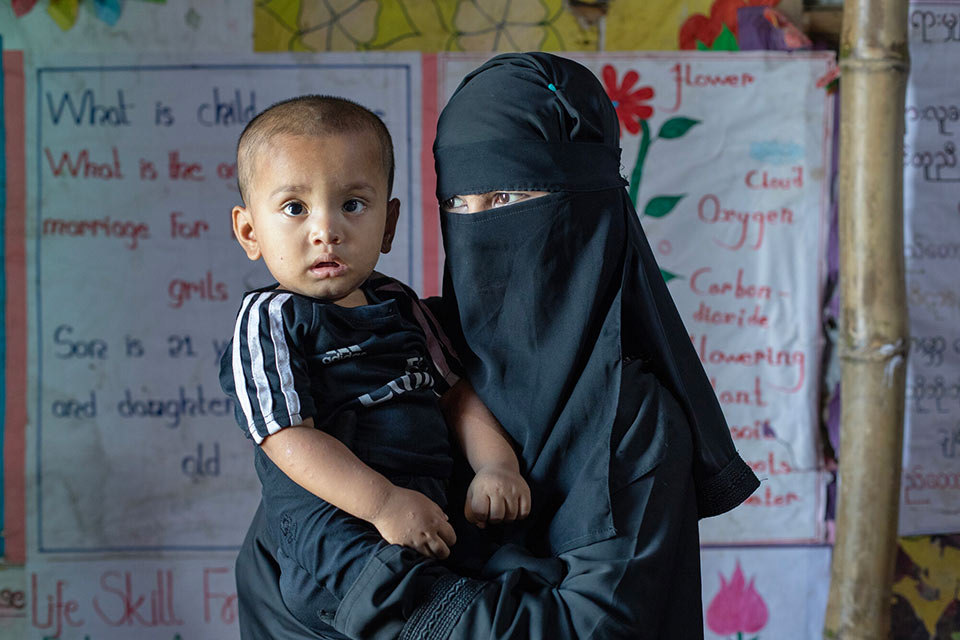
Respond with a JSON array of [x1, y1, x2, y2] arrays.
[[309, 211, 341, 244]]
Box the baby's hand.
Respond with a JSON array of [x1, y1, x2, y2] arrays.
[[371, 486, 457, 559], [464, 466, 531, 528]]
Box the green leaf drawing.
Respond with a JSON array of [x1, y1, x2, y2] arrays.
[[711, 23, 739, 51], [661, 269, 683, 284], [696, 40, 709, 51], [644, 195, 685, 218], [710, 25, 740, 51], [657, 117, 700, 139]]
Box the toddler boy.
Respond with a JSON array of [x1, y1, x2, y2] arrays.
[[219, 95, 529, 630]]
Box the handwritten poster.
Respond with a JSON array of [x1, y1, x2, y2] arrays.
[[439, 51, 834, 543], [900, 2, 960, 535], [26, 561, 237, 640], [15, 49, 835, 636], [25, 54, 425, 557], [0, 566, 25, 637], [701, 545, 831, 640]]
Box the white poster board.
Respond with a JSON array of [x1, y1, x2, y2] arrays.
[[23, 52, 423, 638], [701, 545, 831, 640], [440, 52, 834, 544]]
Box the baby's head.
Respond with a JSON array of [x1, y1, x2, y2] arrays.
[[232, 96, 399, 307]]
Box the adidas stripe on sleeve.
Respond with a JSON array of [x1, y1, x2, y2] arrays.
[[228, 291, 315, 444]]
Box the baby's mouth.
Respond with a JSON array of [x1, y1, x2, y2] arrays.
[[309, 258, 346, 277]]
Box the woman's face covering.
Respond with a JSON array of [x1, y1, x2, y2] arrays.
[[441, 190, 550, 214]]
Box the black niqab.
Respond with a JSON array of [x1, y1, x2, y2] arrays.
[[436, 53, 759, 555]]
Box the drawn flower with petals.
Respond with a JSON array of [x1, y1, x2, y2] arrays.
[[601, 65, 654, 136], [706, 561, 769, 637]]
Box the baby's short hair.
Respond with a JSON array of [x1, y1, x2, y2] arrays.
[[236, 95, 395, 203]]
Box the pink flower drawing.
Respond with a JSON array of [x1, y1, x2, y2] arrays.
[[706, 561, 769, 638]]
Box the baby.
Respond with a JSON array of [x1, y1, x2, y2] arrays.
[[219, 95, 530, 626]]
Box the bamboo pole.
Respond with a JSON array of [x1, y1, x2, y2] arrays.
[[824, 0, 910, 638]]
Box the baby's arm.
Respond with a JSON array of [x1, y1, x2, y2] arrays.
[[441, 379, 531, 528], [261, 419, 456, 559]]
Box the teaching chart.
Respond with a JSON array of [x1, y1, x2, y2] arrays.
[[900, 2, 960, 535], [26, 54, 424, 555], [440, 51, 834, 544], [11, 50, 837, 637]]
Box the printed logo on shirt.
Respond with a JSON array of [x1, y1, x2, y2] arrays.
[[358, 356, 435, 407], [321, 344, 365, 365]]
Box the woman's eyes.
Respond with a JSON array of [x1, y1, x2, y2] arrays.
[[441, 196, 466, 213], [491, 192, 526, 207], [441, 193, 530, 214]]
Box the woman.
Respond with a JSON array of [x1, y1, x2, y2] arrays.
[[235, 52, 759, 640]]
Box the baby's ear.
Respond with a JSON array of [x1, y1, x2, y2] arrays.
[[381, 198, 401, 253], [232, 206, 261, 260]]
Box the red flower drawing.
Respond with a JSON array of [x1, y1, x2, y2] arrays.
[[679, 0, 780, 50], [601, 65, 654, 136], [706, 561, 769, 637]]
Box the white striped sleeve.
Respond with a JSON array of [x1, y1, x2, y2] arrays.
[[231, 292, 262, 443], [230, 292, 310, 443], [268, 293, 302, 428]]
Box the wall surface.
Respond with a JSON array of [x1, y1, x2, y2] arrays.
[[1, 1, 956, 639]]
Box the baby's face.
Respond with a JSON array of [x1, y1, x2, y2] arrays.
[[233, 132, 398, 307]]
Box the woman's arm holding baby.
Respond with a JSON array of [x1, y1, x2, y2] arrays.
[[261, 420, 457, 559], [441, 379, 531, 527]]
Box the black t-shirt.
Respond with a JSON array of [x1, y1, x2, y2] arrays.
[[219, 274, 460, 481]]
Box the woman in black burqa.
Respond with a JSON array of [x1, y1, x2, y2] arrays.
[[235, 52, 759, 639]]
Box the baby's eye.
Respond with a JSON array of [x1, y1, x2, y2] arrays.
[[442, 196, 466, 213], [343, 199, 367, 214], [281, 201, 307, 217], [492, 192, 526, 208]]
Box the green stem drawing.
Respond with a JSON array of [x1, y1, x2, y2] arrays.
[[624, 114, 700, 283], [628, 118, 652, 207]]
